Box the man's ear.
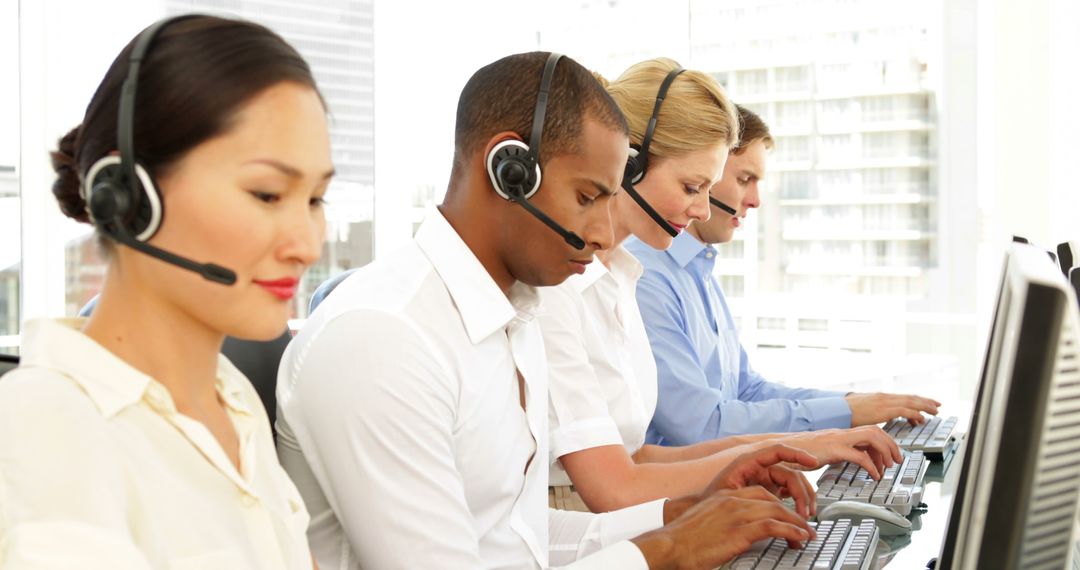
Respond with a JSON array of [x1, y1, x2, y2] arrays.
[[482, 131, 526, 159]]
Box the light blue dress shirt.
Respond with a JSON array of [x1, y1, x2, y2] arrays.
[[626, 232, 852, 446]]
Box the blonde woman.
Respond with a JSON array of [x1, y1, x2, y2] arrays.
[[630, 104, 941, 447], [0, 15, 329, 568], [541, 58, 901, 513]]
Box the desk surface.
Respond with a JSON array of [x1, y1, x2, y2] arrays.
[[803, 408, 972, 569], [799, 437, 963, 568], [877, 442, 963, 568]]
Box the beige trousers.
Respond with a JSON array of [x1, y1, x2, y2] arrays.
[[548, 485, 590, 512]]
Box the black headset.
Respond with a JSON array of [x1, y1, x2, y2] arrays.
[[623, 67, 685, 189], [486, 53, 586, 250], [82, 15, 236, 285], [620, 67, 737, 238]]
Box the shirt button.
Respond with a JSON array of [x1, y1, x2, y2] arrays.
[[705, 251, 715, 259], [240, 493, 259, 507]]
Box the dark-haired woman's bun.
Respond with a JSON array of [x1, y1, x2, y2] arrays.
[[50, 125, 91, 224]]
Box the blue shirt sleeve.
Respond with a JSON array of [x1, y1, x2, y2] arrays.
[[637, 270, 852, 446], [736, 343, 851, 421]]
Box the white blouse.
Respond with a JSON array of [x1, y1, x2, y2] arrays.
[[539, 246, 659, 486], [0, 318, 312, 570]]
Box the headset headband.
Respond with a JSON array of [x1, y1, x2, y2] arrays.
[[637, 66, 685, 175], [117, 15, 198, 192], [524, 52, 563, 171]]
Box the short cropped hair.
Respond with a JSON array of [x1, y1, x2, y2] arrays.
[[453, 52, 628, 168], [733, 104, 774, 155]]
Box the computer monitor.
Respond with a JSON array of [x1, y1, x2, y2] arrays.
[[1013, 235, 1060, 264], [1072, 267, 1080, 309], [1057, 241, 1078, 278], [936, 242, 1080, 569]]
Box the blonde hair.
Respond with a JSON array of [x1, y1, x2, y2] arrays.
[[603, 58, 739, 161]]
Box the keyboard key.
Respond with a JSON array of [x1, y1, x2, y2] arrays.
[[888, 491, 910, 505], [726, 519, 877, 570], [885, 415, 959, 455]]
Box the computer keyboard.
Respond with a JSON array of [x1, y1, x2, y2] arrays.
[[882, 415, 958, 460], [724, 519, 878, 570], [816, 450, 928, 516]]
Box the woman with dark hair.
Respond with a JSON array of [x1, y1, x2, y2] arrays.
[[0, 15, 330, 568]]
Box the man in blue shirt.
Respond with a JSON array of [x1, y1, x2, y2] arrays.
[[627, 105, 940, 446]]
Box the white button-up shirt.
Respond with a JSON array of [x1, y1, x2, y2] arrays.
[[0, 319, 312, 569], [276, 208, 663, 569], [538, 246, 658, 486]]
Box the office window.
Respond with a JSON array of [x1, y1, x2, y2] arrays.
[[64, 237, 105, 317], [862, 131, 928, 160], [818, 63, 851, 89], [717, 240, 746, 260], [758, 317, 786, 330], [861, 94, 929, 123], [798, 318, 828, 332], [779, 171, 814, 200], [775, 101, 813, 132], [718, 275, 745, 298], [819, 99, 858, 131], [0, 167, 17, 356], [819, 133, 857, 163], [862, 167, 930, 196], [740, 101, 769, 120], [735, 69, 768, 95], [883, 58, 924, 87], [1, 2, 19, 355], [817, 170, 859, 198], [776, 135, 812, 162], [775, 65, 811, 93]]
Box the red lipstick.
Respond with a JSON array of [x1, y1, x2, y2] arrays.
[[254, 277, 299, 300]]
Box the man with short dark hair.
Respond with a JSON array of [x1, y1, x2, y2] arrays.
[[278, 54, 818, 569], [630, 105, 941, 447]]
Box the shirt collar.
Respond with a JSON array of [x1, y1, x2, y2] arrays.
[[571, 245, 642, 293], [215, 357, 255, 417], [666, 231, 711, 268], [19, 318, 149, 417], [18, 318, 253, 418], [415, 207, 539, 344]]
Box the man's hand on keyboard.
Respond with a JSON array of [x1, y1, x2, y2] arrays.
[[636, 487, 816, 570], [845, 392, 942, 427], [771, 426, 903, 481], [702, 444, 820, 518]]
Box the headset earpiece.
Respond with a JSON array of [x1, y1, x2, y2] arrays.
[[68, 15, 237, 285], [83, 155, 164, 242], [624, 145, 644, 187], [617, 66, 689, 238], [480, 52, 585, 250], [623, 66, 686, 193], [487, 139, 542, 200]]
